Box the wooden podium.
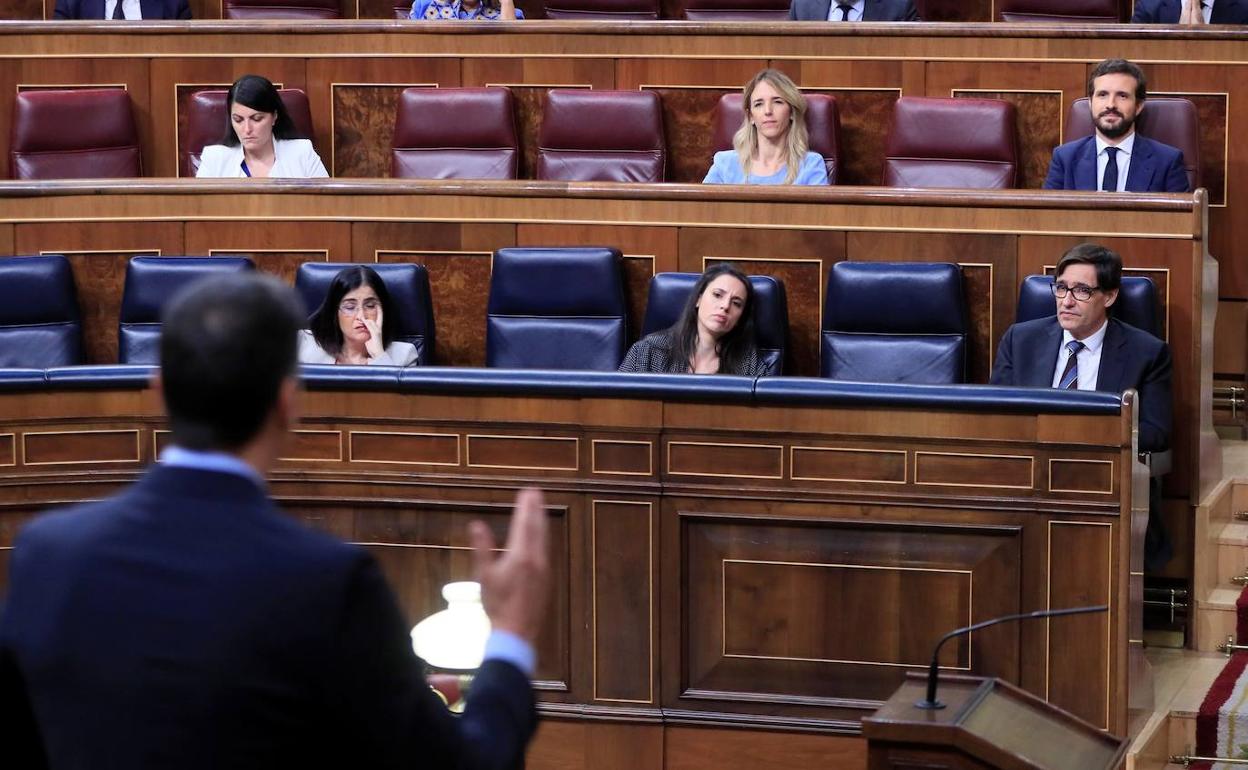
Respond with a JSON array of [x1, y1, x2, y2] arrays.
[[861, 673, 1129, 770]]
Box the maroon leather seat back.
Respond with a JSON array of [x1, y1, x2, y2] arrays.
[[223, 0, 341, 18], [543, 0, 657, 19], [1064, 96, 1201, 191], [180, 89, 315, 178], [998, 0, 1118, 21], [711, 92, 842, 184], [10, 89, 141, 180], [883, 96, 1019, 189], [679, 0, 788, 20], [391, 87, 519, 180], [537, 90, 666, 183]]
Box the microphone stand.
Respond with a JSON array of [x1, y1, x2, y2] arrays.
[[914, 605, 1108, 710]]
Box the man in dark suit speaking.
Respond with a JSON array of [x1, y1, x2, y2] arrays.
[[1043, 58, 1189, 193], [789, 0, 919, 21], [990, 242, 1172, 455], [0, 273, 548, 769], [54, 0, 191, 19], [1132, 0, 1248, 24]]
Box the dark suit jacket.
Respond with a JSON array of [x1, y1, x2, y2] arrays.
[[1042, 134, 1190, 193], [990, 317, 1173, 453], [789, 0, 919, 20], [0, 465, 535, 770], [1131, 0, 1248, 23], [53, 0, 191, 18]]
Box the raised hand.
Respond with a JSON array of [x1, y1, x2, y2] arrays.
[[469, 488, 550, 645], [362, 304, 385, 359]]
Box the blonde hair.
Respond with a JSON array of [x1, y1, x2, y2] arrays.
[[732, 69, 810, 185]]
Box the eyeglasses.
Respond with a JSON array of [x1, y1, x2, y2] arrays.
[[1051, 283, 1100, 302], [338, 299, 380, 315]]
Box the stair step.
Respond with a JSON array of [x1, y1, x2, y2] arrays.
[[1217, 520, 1248, 544]]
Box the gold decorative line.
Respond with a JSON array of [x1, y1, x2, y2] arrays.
[[720, 558, 973, 670], [788, 445, 907, 484], [347, 430, 460, 466], [328, 82, 439, 178], [590, 439, 653, 476], [152, 429, 170, 459], [208, 248, 328, 260], [21, 429, 142, 466], [39, 248, 160, 256], [591, 499, 654, 704], [1129, 638, 1144, 645], [623, 254, 657, 280], [279, 429, 343, 462], [1046, 457, 1115, 495], [0, 433, 15, 467], [666, 440, 784, 480], [1152, 90, 1230, 208], [1045, 519, 1113, 731], [950, 88, 1065, 144], [15, 83, 128, 93], [1129, 571, 1144, 577], [913, 450, 1034, 490], [465, 434, 579, 472]]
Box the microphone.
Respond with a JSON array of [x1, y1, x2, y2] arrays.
[[914, 604, 1108, 710]]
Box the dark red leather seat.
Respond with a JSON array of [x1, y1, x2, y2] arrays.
[[223, 0, 341, 18], [536, 90, 666, 183], [10, 89, 141, 180], [883, 96, 1019, 189], [1064, 96, 1201, 191], [391, 87, 519, 180], [180, 88, 315, 178], [678, 0, 788, 19], [712, 92, 842, 184], [997, 0, 1120, 21], [543, 0, 657, 19]]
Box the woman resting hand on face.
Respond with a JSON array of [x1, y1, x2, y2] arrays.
[[703, 68, 828, 186], [619, 264, 767, 377], [196, 74, 329, 179], [298, 266, 419, 367]]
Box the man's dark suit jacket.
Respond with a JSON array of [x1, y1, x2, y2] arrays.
[[1131, 0, 1248, 23], [0, 465, 535, 770], [1042, 134, 1190, 192], [53, 0, 191, 18], [789, 0, 919, 20], [990, 317, 1173, 453]]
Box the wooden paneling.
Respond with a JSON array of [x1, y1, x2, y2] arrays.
[[1046, 521, 1114, 730], [591, 500, 655, 704], [350, 430, 460, 465], [185, 221, 352, 280], [664, 726, 866, 770], [23, 428, 141, 465]]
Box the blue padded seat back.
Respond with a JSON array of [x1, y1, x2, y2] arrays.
[[640, 271, 789, 375], [0, 254, 83, 368], [294, 262, 437, 365], [821, 261, 967, 384], [1017, 274, 1162, 339], [487, 247, 626, 370], [118, 256, 255, 364]]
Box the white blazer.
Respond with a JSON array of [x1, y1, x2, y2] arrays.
[[297, 329, 419, 367], [196, 138, 329, 179]]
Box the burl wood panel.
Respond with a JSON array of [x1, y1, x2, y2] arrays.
[[23, 429, 141, 465], [360, 0, 403, 17], [718, 258, 823, 378], [1046, 521, 1113, 730], [186, 221, 351, 279], [649, 87, 730, 185], [681, 515, 1022, 706], [953, 90, 1062, 190], [918, 0, 990, 20], [1, 0, 43, 18], [348, 498, 569, 686], [333, 84, 416, 178], [1157, 91, 1228, 207], [592, 500, 655, 704]]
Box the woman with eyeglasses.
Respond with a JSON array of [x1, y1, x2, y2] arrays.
[[298, 266, 419, 366]]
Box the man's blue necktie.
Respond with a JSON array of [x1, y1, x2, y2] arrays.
[[1102, 146, 1119, 192], [1058, 340, 1085, 390]]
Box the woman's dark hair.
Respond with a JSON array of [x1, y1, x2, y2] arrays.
[[308, 266, 397, 356], [219, 74, 302, 147], [666, 263, 758, 374]]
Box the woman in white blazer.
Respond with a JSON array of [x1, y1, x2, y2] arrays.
[[196, 75, 329, 179], [299, 266, 419, 367]]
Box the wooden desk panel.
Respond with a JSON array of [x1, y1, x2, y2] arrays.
[[0, 380, 1140, 743]]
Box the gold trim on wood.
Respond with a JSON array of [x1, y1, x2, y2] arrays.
[[466, 434, 579, 472], [208, 248, 329, 260], [666, 440, 784, 480], [913, 450, 1034, 490], [347, 430, 461, 466], [21, 429, 142, 466], [278, 429, 343, 462], [0, 433, 15, 467], [719, 558, 973, 670], [1047, 457, 1115, 495], [590, 439, 653, 476], [591, 499, 654, 705], [152, 429, 170, 459], [788, 445, 907, 484], [16, 83, 128, 93], [40, 248, 160, 256]]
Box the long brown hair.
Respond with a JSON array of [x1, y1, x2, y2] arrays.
[[732, 69, 811, 185]]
